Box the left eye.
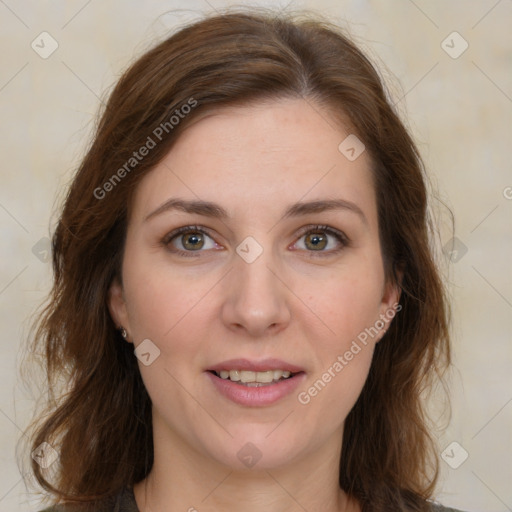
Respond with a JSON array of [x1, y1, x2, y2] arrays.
[[162, 224, 348, 257], [292, 225, 348, 255]]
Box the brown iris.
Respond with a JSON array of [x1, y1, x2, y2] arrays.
[[182, 232, 204, 250], [304, 232, 327, 250]]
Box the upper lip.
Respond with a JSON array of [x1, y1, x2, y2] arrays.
[[207, 358, 305, 373]]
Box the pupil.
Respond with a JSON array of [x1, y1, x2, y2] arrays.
[[184, 233, 203, 250], [307, 233, 326, 250]]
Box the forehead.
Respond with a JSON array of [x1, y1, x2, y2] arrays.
[[130, 97, 377, 226]]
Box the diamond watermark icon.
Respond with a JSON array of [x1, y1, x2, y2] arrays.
[[31, 31, 59, 59], [441, 32, 468, 59], [236, 236, 263, 264], [237, 442, 262, 468], [443, 236, 468, 263], [32, 236, 51, 263], [135, 339, 161, 366], [31, 442, 58, 468], [338, 134, 365, 161], [441, 441, 469, 469]]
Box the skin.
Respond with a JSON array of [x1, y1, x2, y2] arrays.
[[108, 97, 401, 512]]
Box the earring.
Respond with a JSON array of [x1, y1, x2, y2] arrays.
[[120, 327, 128, 339]]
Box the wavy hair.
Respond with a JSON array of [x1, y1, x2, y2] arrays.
[[23, 8, 452, 511]]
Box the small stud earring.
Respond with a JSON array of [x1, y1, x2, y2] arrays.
[[120, 327, 128, 339]]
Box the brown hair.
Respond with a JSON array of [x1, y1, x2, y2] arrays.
[[24, 7, 452, 511]]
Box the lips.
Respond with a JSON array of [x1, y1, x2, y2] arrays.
[[205, 358, 306, 406], [207, 358, 305, 373]]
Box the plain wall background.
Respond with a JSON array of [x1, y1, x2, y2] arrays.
[[1, 1, 511, 511]]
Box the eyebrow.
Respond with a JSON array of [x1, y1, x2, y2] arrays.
[[144, 197, 368, 225]]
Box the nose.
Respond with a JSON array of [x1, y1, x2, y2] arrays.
[[220, 247, 291, 338]]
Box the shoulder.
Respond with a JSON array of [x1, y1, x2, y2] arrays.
[[36, 485, 139, 512], [37, 506, 80, 512], [429, 501, 468, 512], [37, 506, 92, 512]]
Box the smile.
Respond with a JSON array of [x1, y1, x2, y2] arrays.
[[213, 369, 294, 386], [206, 360, 306, 406]]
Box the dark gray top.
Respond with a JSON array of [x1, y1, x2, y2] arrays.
[[39, 486, 468, 511]]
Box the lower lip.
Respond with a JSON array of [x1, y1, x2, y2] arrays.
[[206, 371, 306, 406]]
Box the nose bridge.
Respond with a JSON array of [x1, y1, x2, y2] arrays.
[[221, 235, 290, 335]]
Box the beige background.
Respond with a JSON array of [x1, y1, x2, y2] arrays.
[[1, 1, 511, 511]]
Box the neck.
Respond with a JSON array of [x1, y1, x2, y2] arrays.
[[133, 416, 358, 512]]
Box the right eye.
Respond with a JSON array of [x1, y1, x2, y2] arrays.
[[161, 225, 222, 257]]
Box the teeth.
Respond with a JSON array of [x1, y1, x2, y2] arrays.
[[216, 369, 293, 383], [253, 370, 273, 383], [240, 370, 256, 383], [229, 370, 241, 381]]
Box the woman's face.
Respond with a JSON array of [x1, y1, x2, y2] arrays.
[[109, 97, 400, 470]]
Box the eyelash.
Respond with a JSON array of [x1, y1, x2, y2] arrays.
[[161, 224, 350, 258]]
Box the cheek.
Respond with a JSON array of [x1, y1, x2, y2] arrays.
[[293, 262, 383, 415], [298, 259, 385, 351], [296, 284, 379, 429], [122, 246, 217, 341], [122, 257, 212, 417], [308, 348, 374, 432], [121, 249, 223, 405]]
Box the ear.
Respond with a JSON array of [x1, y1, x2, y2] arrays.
[[107, 277, 132, 342], [376, 267, 403, 342]]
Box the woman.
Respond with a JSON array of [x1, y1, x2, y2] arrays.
[[26, 8, 464, 512]]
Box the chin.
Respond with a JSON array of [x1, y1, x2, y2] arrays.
[[203, 426, 305, 472]]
